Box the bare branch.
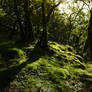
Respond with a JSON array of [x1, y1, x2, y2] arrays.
[[47, 0, 61, 23], [81, 0, 90, 10]]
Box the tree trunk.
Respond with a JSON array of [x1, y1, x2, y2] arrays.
[[14, 0, 24, 40], [37, 0, 61, 48], [88, 9, 92, 59], [23, 0, 34, 42], [37, 1, 48, 48], [84, 9, 92, 60]]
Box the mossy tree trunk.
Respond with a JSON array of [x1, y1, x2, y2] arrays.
[[88, 9, 92, 59], [23, 0, 34, 43], [84, 9, 92, 60], [37, 0, 61, 48], [39, 0, 48, 48], [14, 0, 25, 40]]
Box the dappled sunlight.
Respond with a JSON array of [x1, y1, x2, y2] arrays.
[[0, 0, 92, 91]]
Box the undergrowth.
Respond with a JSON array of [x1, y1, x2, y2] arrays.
[[0, 41, 92, 92]]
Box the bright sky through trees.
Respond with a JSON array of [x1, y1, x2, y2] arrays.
[[58, 0, 91, 14]]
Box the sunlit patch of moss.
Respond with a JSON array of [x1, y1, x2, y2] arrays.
[[48, 41, 85, 69], [1, 48, 27, 68], [23, 45, 35, 50], [0, 8, 6, 16], [86, 63, 92, 72], [9, 48, 27, 64], [26, 57, 69, 79], [72, 68, 92, 79], [48, 41, 75, 52], [47, 66, 69, 79]]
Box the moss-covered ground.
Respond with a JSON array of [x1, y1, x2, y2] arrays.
[[0, 41, 92, 92]]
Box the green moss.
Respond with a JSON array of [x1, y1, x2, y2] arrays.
[[10, 55, 72, 91], [86, 63, 92, 72], [0, 8, 6, 16], [2, 41, 91, 92], [48, 41, 85, 69], [72, 68, 92, 78], [0, 48, 27, 71], [7, 48, 27, 64]]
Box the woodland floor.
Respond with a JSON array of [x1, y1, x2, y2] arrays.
[[0, 39, 92, 92]]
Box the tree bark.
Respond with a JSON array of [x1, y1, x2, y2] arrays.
[[23, 0, 34, 42], [84, 9, 92, 60], [38, 0, 61, 48], [87, 9, 92, 59], [13, 0, 24, 40]]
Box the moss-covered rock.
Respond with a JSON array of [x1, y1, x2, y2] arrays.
[[1, 48, 27, 67]]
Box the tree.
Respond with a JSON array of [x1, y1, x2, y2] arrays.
[[86, 9, 92, 59], [23, 0, 34, 42], [13, 0, 24, 41], [37, 0, 62, 48], [0, 0, 35, 44]]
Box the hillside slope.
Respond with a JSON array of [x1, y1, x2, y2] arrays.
[[0, 42, 92, 92]]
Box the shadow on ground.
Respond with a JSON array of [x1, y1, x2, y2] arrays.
[[0, 45, 55, 91], [0, 47, 41, 91]]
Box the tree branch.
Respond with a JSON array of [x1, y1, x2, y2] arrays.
[[47, 1, 61, 23]]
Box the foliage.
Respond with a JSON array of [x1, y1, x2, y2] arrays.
[[0, 0, 92, 92], [0, 48, 27, 68], [1, 42, 89, 92]]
